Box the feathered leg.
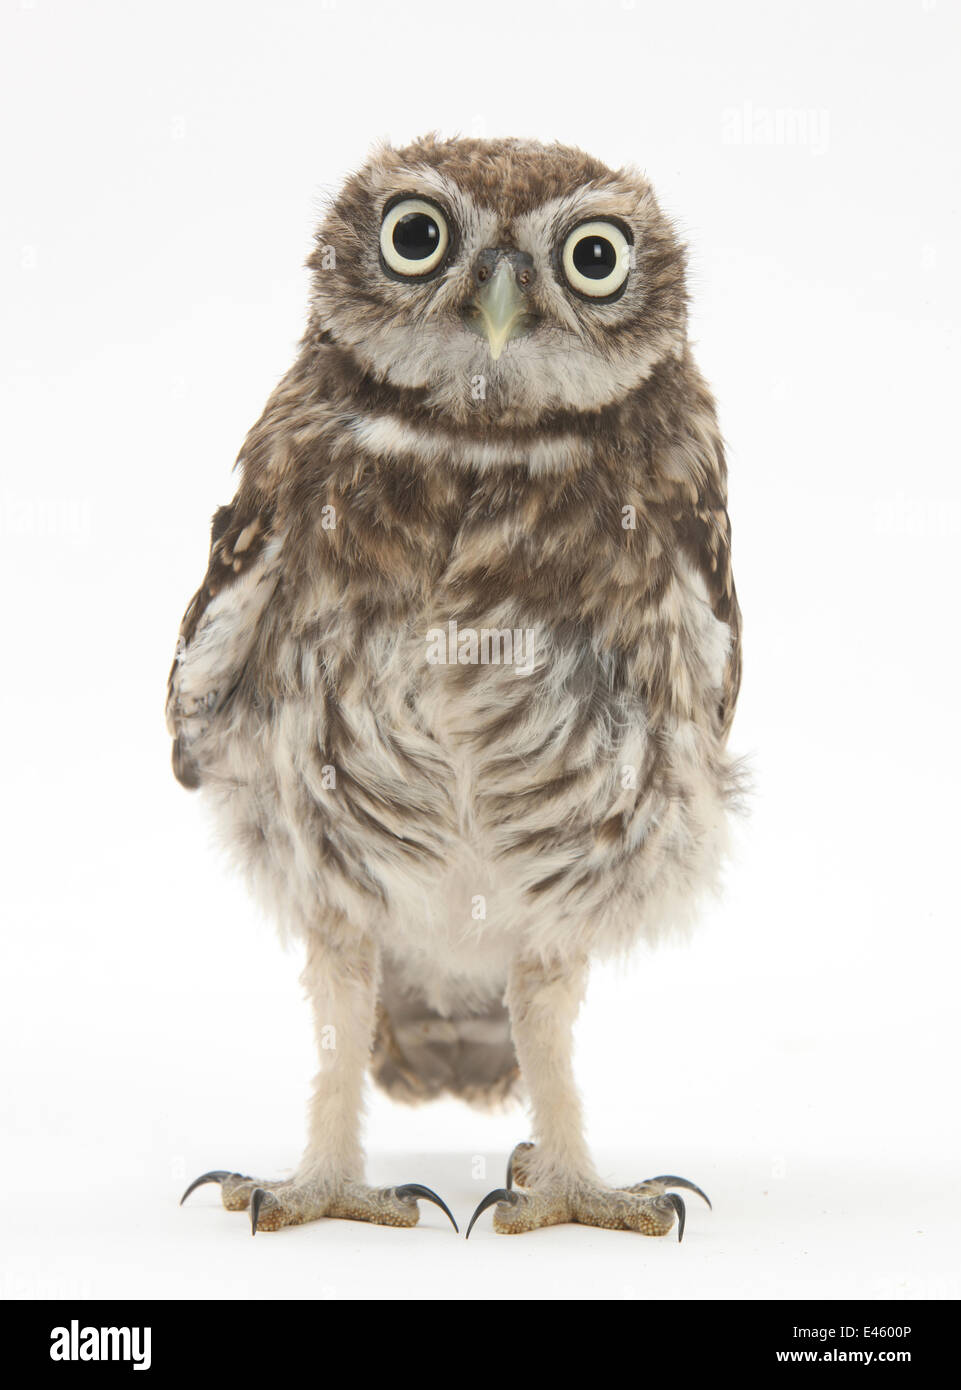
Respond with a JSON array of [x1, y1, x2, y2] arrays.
[[508, 954, 596, 1182], [181, 929, 457, 1234], [466, 953, 708, 1240]]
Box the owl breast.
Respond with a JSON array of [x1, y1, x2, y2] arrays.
[[203, 560, 733, 1012]]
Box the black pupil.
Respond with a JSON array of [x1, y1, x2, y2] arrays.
[[573, 235, 616, 279], [393, 212, 439, 261]]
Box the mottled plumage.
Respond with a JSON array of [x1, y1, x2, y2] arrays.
[[170, 136, 741, 1238]]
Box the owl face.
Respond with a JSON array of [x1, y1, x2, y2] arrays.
[[309, 137, 688, 423]]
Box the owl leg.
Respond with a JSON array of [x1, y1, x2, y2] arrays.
[[180, 929, 457, 1234], [465, 954, 708, 1240]]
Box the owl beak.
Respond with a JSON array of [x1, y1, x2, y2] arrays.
[[470, 258, 533, 361]]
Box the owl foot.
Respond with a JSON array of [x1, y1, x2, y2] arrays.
[[180, 1170, 458, 1234], [465, 1142, 710, 1240]]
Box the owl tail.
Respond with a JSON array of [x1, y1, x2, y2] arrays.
[[371, 964, 520, 1110]]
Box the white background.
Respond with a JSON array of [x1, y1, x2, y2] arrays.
[[2, 0, 959, 1301]]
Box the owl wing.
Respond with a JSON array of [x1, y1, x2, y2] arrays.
[[166, 497, 280, 788], [676, 457, 742, 743]]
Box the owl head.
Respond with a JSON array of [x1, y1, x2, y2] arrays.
[[308, 136, 688, 423]]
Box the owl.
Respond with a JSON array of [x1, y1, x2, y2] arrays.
[[171, 135, 741, 1240]]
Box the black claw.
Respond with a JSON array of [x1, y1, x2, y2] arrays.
[[465, 1187, 519, 1240], [250, 1187, 267, 1236], [648, 1174, 712, 1210], [665, 1192, 686, 1243], [395, 1183, 459, 1234], [179, 1170, 231, 1206]]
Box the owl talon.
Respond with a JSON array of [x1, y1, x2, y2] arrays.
[[664, 1193, 686, 1243], [394, 1183, 459, 1232], [465, 1149, 706, 1239], [179, 1169, 233, 1205], [645, 1174, 712, 1210], [465, 1187, 519, 1239], [250, 1186, 281, 1235], [623, 1174, 712, 1212]]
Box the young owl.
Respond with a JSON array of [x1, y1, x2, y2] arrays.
[[172, 135, 741, 1240]]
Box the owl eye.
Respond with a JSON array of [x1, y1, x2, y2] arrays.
[[561, 220, 632, 299], [380, 198, 450, 277]]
